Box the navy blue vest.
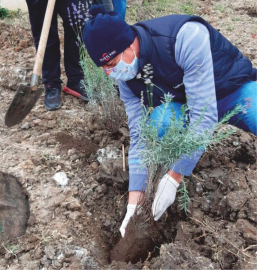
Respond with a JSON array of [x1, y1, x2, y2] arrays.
[[126, 15, 256, 107]]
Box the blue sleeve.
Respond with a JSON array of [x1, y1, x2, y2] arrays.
[[119, 81, 148, 191], [171, 22, 218, 175]]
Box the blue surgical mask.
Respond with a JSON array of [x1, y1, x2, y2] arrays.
[[108, 50, 139, 81]]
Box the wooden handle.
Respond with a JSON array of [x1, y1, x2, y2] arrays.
[[33, 0, 56, 76], [122, 144, 126, 172]]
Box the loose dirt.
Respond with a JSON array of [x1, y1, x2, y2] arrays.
[[0, 0, 256, 269]]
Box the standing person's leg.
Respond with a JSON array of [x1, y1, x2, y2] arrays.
[[112, 0, 126, 20], [58, 0, 90, 99], [217, 81, 257, 135], [92, 0, 113, 12], [25, 0, 62, 110]]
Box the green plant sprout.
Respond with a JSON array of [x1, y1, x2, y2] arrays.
[[178, 179, 190, 213]]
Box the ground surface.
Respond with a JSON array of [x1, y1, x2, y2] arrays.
[[0, 0, 256, 269]]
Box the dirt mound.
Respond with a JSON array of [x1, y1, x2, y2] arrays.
[[146, 128, 257, 269], [0, 21, 33, 51], [56, 132, 98, 158], [0, 172, 30, 244]]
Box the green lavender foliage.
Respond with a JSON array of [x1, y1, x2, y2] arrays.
[[178, 179, 190, 213], [138, 98, 243, 172], [68, 0, 126, 132], [138, 94, 243, 213], [79, 44, 126, 131]]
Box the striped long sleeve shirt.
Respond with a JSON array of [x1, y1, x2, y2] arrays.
[[119, 22, 218, 191]]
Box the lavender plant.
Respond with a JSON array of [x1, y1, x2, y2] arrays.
[[68, 2, 126, 132], [136, 65, 244, 215]]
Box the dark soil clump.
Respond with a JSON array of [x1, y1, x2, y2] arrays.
[[56, 132, 98, 157]]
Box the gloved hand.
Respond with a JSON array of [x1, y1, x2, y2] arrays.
[[152, 174, 180, 221], [119, 204, 137, 237]]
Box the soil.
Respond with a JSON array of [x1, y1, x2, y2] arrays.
[[0, 0, 256, 269], [55, 132, 98, 158]]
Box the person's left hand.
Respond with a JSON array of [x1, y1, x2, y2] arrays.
[[152, 174, 180, 221]]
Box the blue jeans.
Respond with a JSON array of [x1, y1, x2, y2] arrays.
[[217, 81, 257, 135], [112, 0, 126, 20], [151, 81, 257, 136]]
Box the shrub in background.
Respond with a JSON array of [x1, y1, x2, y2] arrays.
[[68, 1, 126, 132]]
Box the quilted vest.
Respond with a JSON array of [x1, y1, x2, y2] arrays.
[[126, 15, 256, 107]]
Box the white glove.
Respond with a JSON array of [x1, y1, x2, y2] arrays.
[[119, 204, 137, 237], [152, 174, 180, 221]]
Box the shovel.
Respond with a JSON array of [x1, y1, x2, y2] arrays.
[[5, 0, 56, 127]]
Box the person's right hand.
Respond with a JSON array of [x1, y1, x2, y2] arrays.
[[119, 204, 137, 237]]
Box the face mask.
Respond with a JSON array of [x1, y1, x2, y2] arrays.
[[108, 50, 139, 81]]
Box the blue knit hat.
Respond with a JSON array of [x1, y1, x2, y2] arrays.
[[83, 5, 136, 67]]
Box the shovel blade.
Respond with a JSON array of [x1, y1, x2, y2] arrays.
[[5, 84, 43, 127]]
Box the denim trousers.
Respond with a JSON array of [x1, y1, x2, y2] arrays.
[[25, 0, 90, 88], [112, 0, 127, 20], [151, 81, 257, 136], [95, 0, 127, 19]]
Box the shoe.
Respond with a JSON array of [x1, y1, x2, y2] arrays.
[[44, 86, 62, 111], [63, 82, 89, 102]]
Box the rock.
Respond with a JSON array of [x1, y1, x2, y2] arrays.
[[44, 245, 56, 260], [0, 259, 7, 266], [195, 182, 203, 195], [64, 247, 76, 258], [69, 211, 81, 221], [119, 127, 130, 137], [209, 168, 224, 178], [47, 120, 57, 129], [101, 183, 107, 194], [44, 194, 66, 208], [86, 211, 92, 217], [90, 182, 98, 190], [68, 148, 76, 155], [63, 196, 81, 211], [99, 158, 129, 183], [192, 209, 204, 221], [37, 133, 51, 141], [247, 198, 257, 222], [226, 190, 250, 211], [84, 188, 93, 197], [33, 119, 42, 125], [236, 219, 257, 244], [104, 219, 111, 227], [34, 247, 43, 260], [52, 172, 69, 186], [90, 162, 98, 171], [240, 132, 252, 144], [21, 122, 31, 130], [8, 264, 22, 270], [70, 154, 79, 161], [95, 185, 103, 194]]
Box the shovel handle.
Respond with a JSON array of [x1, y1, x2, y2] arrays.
[[32, 0, 56, 76]]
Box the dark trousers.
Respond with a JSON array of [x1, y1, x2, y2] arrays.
[[26, 0, 90, 88]]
